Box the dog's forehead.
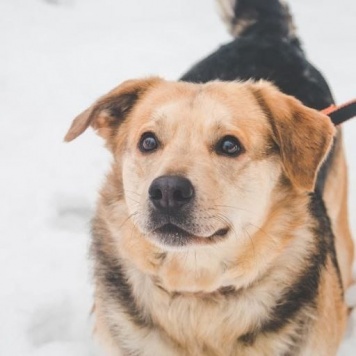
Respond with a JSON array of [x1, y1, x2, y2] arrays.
[[135, 81, 269, 133], [151, 93, 231, 128]]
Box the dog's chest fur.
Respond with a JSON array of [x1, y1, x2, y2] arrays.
[[100, 227, 316, 356], [113, 259, 311, 356]]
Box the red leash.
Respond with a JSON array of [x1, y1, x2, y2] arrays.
[[321, 99, 356, 126]]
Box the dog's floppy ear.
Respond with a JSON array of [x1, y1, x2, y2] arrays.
[[251, 82, 336, 192], [64, 77, 163, 142]]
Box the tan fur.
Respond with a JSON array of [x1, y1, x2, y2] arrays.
[[250, 82, 336, 191], [305, 257, 347, 355], [323, 129, 355, 289], [66, 78, 353, 355]]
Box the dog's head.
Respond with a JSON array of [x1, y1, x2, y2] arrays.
[[65, 78, 335, 250]]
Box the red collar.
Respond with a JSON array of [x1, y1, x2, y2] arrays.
[[321, 99, 356, 125]]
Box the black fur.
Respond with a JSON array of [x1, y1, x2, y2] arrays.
[[106, 93, 138, 123], [232, 0, 292, 37], [91, 218, 152, 329], [309, 192, 343, 290], [180, 2, 333, 109]]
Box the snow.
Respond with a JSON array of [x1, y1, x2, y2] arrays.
[[0, 0, 355, 354]]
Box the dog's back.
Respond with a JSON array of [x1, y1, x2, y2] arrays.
[[182, 0, 333, 110]]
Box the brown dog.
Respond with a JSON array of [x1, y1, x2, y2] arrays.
[[65, 0, 355, 353], [65, 77, 353, 355]]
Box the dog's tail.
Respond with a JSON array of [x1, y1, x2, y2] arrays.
[[216, 0, 297, 39]]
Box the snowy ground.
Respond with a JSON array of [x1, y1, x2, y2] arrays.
[[0, 0, 355, 355]]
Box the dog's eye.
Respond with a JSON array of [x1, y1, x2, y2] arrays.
[[139, 132, 159, 152], [216, 136, 243, 157]]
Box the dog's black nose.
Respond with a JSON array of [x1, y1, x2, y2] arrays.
[[149, 175, 194, 211]]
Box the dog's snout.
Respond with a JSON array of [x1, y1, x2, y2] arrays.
[[149, 175, 194, 211]]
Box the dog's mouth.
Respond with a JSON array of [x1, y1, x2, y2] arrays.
[[151, 223, 229, 248]]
